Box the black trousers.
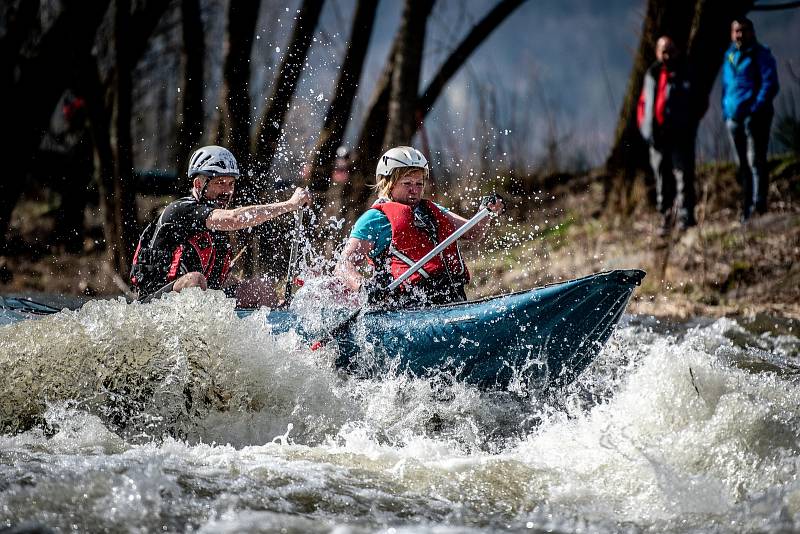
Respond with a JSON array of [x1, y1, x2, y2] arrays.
[[389, 276, 467, 308]]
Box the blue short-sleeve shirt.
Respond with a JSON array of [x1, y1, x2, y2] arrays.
[[349, 200, 449, 259]]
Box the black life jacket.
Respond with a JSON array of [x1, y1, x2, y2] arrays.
[[130, 208, 231, 294]]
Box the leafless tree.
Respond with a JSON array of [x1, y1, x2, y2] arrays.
[[307, 0, 379, 193], [345, 0, 527, 218], [252, 0, 325, 186], [93, 0, 170, 274], [175, 0, 205, 175], [216, 0, 261, 185]]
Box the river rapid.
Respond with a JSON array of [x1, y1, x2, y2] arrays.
[[1, 287, 799, 533]]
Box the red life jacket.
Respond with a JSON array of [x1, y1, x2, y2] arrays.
[[170, 231, 232, 285], [372, 200, 469, 289]]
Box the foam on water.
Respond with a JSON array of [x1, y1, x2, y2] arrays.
[[505, 321, 800, 531], [0, 289, 356, 444], [1, 293, 799, 532]]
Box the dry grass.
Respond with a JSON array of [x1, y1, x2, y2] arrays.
[[466, 156, 800, 320]]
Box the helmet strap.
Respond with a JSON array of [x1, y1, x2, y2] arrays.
[[199, 176, 211, 201]]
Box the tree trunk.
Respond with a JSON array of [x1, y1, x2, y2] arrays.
[[347, 0, 522, 218], [80, 0, 167, 275], [252, 0, 325, 188], [110, 0, 139, 274], [382, 0, 435, 148], [175, 0, 206, 175], [606, 0, 696, 181], [308, 0, 379, 193], [217, 0, 261, 191], [0, 1, 109, 249], [345, 39, 399, 219], [604, 0, 698, 211]]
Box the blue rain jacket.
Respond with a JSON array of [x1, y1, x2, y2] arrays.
[[721, 42, 779, 121]]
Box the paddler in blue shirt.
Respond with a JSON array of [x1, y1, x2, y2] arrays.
[[335, 146, 505, 307]]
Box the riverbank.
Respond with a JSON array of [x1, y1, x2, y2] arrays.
[[2, 156, 799, 320], [468, 155, 800, 321]]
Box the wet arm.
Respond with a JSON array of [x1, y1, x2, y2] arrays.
[[206, 188, 310, 231], [205, 202, 299, 231], [335, 238, 374, 291]]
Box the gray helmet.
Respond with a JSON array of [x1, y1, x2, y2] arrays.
[[188, 145, 240, 178]]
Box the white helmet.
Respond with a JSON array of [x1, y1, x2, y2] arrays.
[[188, 145, 240, 178], [376, 146, 428, 178]]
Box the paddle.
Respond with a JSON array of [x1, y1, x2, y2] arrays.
[[283, 208, 305, 304], [310, 206, 492, 350], [387, 206, 490, 291]]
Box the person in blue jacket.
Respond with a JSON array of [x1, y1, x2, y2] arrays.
[[722, 16, 779, 222]]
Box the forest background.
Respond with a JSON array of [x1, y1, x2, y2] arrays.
[[1, 0, 798, 320]]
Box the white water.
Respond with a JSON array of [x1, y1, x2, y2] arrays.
[[1, 289, 799, 533]]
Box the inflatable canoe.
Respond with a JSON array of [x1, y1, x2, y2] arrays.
[[241, 269, 645, 390], [1, 269, 645, 391]]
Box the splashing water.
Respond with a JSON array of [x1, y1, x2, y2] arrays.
[[1, 291, 798, 532]]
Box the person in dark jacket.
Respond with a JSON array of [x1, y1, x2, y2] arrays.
[[637, 36, 696, 234], [130, 145, 311, 307], [722, 16, 779, 222]]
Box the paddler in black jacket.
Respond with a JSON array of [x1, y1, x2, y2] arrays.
[[131, 145, 311, 307], [335, 146, 505, 307]]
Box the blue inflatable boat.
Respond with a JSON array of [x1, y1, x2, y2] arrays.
[[1, 269, 644, 391]]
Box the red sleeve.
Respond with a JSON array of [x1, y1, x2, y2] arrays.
[[636, 88, 645, 129]]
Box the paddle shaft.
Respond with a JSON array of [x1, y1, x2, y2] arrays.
[[311, 208, 491, 350], [284, 209, 304, 302], [387, 207, 490, 291]]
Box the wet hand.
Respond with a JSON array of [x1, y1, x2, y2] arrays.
[[480, 193, 506, 216], [289, 187, 311, 209]]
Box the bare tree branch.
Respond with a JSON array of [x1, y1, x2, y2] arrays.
[[308, 0, 379, 192], [253, 0, 325, 185], [417, 0, 526, 118], [751, 1, 800, 10]]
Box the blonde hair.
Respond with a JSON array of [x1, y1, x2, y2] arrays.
[[374, 166, 428, 199]]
